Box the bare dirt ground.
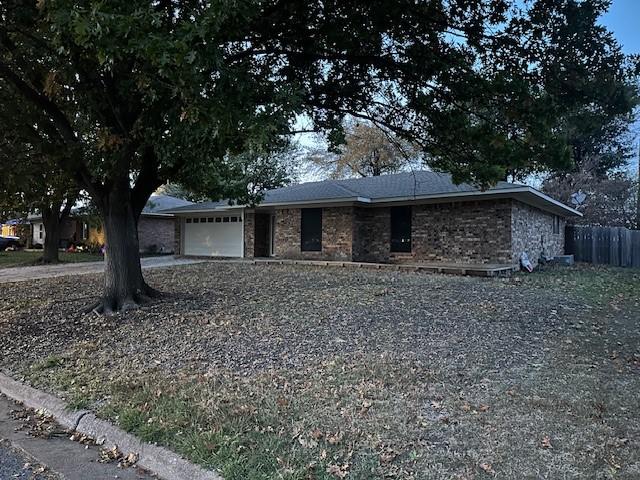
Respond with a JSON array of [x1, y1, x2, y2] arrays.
[[0, 263, 638, 480]]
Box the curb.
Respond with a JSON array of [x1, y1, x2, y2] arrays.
[[0, 372, 222, 480]]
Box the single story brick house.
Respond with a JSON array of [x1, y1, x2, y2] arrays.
[[165, 171, 581, 267], [29, 195, 192, 253]]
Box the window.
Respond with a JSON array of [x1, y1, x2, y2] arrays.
[[230, 216, 238, 222], [38, 224, 44, 240], [193, 218, 199, 223], [186, 218, 192, 223], [207, 218, 214, 223], [223, 217, 230, 223], [390, 206, 412, 253], [301, 208, 322, 251], [215, 217, 222, 223], [82, 222, 89, 240], [553, 215, 560, 234], [200, 218, 207, 223]]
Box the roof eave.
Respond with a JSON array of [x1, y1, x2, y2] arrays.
[[164, 188, 580, 217], [369, 187, 582, 217]]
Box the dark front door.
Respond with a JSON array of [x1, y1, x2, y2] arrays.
[[254, 213, 271, 257]]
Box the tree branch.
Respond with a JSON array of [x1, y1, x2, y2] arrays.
[[0, 61, 77, 144]]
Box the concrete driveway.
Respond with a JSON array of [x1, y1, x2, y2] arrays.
[[0, 256, 204, 284]]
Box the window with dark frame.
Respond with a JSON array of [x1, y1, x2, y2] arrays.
[[553, 215, 560, 234], [301, 208, 322, 252], [390, 206, 412, 253]]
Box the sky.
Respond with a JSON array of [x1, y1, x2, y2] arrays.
[[600, 0, 640, 56], [601, 0, 640, 174]]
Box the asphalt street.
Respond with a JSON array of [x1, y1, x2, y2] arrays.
[[0, 395, 155, 480]]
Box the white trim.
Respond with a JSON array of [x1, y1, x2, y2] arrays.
[[240, 208, 245, 258], [180, 217, 185, 255]]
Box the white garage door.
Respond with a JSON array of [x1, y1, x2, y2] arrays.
[[184, 214, 243, 257]]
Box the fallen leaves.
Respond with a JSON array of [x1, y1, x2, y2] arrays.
[[11, 407, 65, 439], [359, 399, 373, 415], [460, 403, 490, 414], [326, 463, 350, 478], [379, 447, 398, 465], [327, 431, 343, 445], [479, 462, 496, 475], [99, 444, 139, 468]]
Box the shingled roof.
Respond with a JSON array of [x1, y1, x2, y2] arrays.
[[144, 195, 193, 214], [164, 171, 581, 217]]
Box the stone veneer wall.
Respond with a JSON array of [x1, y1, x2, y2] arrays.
[[511, 201, 564, 266], [138, 217, 176, 253], [274, 207, 354, 260]]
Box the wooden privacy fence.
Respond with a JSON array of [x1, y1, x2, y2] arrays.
[[565, 226, 640, 268]]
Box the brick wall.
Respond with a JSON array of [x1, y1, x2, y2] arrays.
[[410, 200, 513, 264], [138, 217, 176, 253], [511, 201, 564, 266], [274, 207, 354, 260], [177, 200, 567, 265], [244, 211, 255, 258], [353, 207, 391, 262], [173, 218, 182, 255]]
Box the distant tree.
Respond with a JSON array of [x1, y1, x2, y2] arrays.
[[543, 157, 637, 227], [309, 122, 418, 179]]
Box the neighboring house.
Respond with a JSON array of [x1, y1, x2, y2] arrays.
[[165, 171, 581, 267], [30, 195, 193, 253], [1, 219, 30, 243]]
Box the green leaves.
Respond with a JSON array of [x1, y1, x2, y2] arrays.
[[1, 0, 636, 200]]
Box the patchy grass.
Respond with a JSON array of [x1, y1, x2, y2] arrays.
[[516, 263, 640, 307], [0, 250, 102, 268], [2, 263, 639, 479]]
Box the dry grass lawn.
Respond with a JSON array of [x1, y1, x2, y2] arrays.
[[0, 263, 638, 479]]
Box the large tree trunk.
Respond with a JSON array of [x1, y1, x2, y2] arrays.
[[41, 208, 61, 264], [89, 185, 160, 314], [40, 198, 75, 264]]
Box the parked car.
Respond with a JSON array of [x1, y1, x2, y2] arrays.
[[0, 236, 22, 250]]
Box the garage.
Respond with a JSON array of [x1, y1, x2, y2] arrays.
[[183, 214, 243, 257]]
